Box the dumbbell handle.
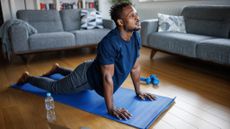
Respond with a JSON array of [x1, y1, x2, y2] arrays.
[[140, 77, 146, 81], [140, 77, 151, 84]]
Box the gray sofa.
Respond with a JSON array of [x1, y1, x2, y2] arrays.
[[9, 9, 115, 61], [141, 6, 230, 65]]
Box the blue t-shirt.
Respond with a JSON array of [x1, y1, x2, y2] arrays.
[[87, 28, 141, 97]]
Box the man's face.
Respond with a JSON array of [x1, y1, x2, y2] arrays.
[[120, 5, 140, 32]]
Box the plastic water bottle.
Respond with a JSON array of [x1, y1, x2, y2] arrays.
[[45, 92, 56, 122]]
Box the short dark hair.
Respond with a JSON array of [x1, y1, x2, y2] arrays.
[[110, 2, 132, 26]]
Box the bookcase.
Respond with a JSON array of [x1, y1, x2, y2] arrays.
[[35, 0, 99, 10]]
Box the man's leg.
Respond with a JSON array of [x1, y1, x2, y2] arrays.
[[43, 63, 73, 76], [54, 67, 72, 76], [17, 61, 93, 94], [17, 71, 60, 93], [64, 60, 94, 93], [27, 76, 57, 92], [21, 72, 89, 94]]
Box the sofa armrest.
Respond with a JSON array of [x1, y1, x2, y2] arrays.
[[141, 19, 158, 46], [9, 25, 29, 53], [103, 19, 116, 29]]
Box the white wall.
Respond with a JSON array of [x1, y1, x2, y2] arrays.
[[2, 0, 230, 21], [90, 0, 230, 19], [1, 0, 14, 20], [98, 0, 112, 19], [132, 0, 230, 20], [0, 0, 36, 21]]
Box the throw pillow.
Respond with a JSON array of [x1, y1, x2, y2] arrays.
[[95, 11, 103, 29], [157, 13, 186, 33], [80, 9, 103, 30]]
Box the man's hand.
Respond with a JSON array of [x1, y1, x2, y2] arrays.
[[109, 107, 132, 120], [101, 65, 132, 120], [130, 58, 156, 101], [137, 92, 156, 101]]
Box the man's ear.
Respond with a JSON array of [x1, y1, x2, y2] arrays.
[[117, 19, 123, 26]]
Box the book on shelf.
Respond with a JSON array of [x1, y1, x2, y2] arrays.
[[60, 2, 76, 10], [38, 0, 98, 10], [40, 3, 56, 10], [77, 0, 98, 9]]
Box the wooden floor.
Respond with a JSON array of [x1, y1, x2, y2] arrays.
[[0, 47, 230, 129]]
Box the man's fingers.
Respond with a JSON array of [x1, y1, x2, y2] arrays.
[[119, 112, 129, 120], [138, 94, 145, 100], [150, 94, 157, 100], [146, 93, 156, 100], [146, 94, 153, 100], [138, 93, 157, 101], [113, 111, 122, 120], [121, 108, 132, 118], [125, 111, 132, 117], [110, 108, 132, 120], [119, 108, 131, 120]]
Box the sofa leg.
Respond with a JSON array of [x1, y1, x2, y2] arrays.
[[20, 55, 27, 63], [150, 49, 157, 59], [90, 46, 97, 53], [7, 55, 14, 64], [20, 55, 34, 64]]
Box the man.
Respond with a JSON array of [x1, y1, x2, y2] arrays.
[[17, 2, 156, 120]]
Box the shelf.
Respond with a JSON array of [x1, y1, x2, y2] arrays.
[[35, 0, 98, 10]]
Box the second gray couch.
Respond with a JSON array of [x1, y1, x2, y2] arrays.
[[141, 5, 230, 65]]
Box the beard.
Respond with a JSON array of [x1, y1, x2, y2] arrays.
[[124, 25, 141, 32], [133, 27, 141, 31], [124, 22, 141, 32]]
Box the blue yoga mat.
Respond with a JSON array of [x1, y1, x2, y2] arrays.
[[12, 73, 175, 129]]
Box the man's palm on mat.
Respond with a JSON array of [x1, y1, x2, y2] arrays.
[[110, 92, 156, 120]]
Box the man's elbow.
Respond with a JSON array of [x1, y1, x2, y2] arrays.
[[103, 74, 113, 84], [132, 66, 140, 73]]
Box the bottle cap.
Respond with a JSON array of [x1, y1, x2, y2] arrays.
[[47, 92, 51, 97]]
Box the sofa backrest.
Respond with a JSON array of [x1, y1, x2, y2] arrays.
[[16, 10, 64, 33], [181, 6, 230, 38], [59, 9, 81, 31]]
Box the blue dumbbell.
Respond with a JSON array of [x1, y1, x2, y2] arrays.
[[150, 74, 160, 85], [140, 77, 151, 85]]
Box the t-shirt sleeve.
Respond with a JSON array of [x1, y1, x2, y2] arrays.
[[135, 32, 142, 57], [97, 38, 116, 65]]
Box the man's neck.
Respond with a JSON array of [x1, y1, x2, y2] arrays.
[[118, 28, 133, 41]]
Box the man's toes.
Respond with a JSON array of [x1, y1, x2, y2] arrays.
[[17, 71, 30, 84], [54, 63, 60, 67]]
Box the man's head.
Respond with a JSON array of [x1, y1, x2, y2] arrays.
[[110, 2, 140, 32]]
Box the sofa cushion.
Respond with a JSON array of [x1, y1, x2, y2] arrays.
[[72, 29, 110, 46], [181, 6, 230, 38], [197, 38, 230, 65], [17, 10, 64, 33], [80, 9, 104, 30], [148, 32, 213, 57], [157, 13, 186, 33], [184, 19, 229, 38], [28, 32, 75, 51], [60, 9, 81, 31]]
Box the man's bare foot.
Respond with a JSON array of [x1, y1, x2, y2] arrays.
[[17, 71, 30, 85], [43, 63, 60, 76]]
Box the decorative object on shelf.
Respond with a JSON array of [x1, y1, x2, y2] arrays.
[[111, 0, 131, 4]]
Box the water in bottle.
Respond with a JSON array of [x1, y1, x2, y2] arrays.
[[45, 92, 56, 122]]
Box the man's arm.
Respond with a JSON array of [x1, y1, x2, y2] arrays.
[[101, 64, 132, 120], [130, 58, 156, 100]]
